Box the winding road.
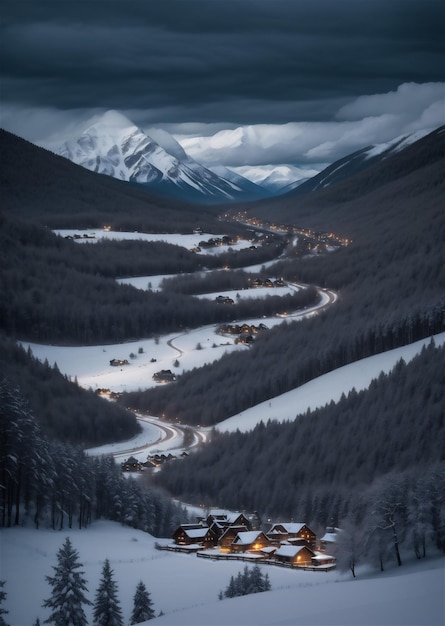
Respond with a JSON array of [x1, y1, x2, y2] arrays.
[[99, 282, 337, 464]]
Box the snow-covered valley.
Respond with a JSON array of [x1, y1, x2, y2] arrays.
[[3, 228, 444, 626]]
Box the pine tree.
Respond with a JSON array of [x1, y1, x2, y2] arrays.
[[92, 559, 123, 626], [130, 581, 155, 624], [0, 580, 9, 626], [42, 537, 91, 626], [221, 566, 271, 599]]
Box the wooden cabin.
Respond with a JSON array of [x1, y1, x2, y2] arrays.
[[266, 523, 317, 549], [231, 531, 270, 553], [206, 511, 251, 530], [172, 524, 217, 549], [219, 526, 248, 551], [274, 545, 315, 566], [152, 369, 176, 383]]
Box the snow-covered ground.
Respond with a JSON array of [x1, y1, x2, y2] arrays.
[[53, 229, 254, 255], [1, 520, 443, 626], [8, 231, 445, 625], [21, 286, 326, 395]]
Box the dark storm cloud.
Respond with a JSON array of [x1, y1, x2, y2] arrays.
[[1, 0, 444, 125]]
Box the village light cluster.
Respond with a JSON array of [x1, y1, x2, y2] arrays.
[[158, 510, 338, 572]]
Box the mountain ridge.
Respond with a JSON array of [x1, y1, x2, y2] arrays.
[[58, 111, 270, 204]]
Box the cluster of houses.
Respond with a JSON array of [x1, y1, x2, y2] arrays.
[[121, 452, 188, 471], [166, 511, 337, 571], [216, 322, 269, 345], [198, 235, 238, 248], [248, 277, 285, 288]]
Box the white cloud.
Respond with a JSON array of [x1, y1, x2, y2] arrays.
[[335, 82, 444, 122], [2, 82, 442, 172], [176, 82, 444, 168]]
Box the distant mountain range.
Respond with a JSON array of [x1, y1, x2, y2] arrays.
[[59, 111, 269, 204], [57, 111, 439, 204]]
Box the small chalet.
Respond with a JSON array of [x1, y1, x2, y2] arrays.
[[319, 527, 341, 552], [172, 524, 217, 549], [215, 295, 235, 305], [152, 369, 176, 383], [218, 525, 248, 551], [267, 523, 317, 549], [204, 511, 251, 530], [110, 358, 129, 367], [274, 545, 315, 566], [121, 456, 142, 472], [231, 531, 270, 553]]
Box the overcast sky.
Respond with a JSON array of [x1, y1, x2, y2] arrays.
[[1, 0, 444, 172]]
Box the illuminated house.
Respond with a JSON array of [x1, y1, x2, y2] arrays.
[[274, 545, 315, 566], [152, 369, 176, 383], [266, 523, 317, 549], [172, 524, 217, 549], [230, 531, 271, 553], [218, 525, 249, 551]]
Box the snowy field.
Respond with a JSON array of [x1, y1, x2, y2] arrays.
[[1, 520, 443, 626], [21, 287, 326, 395], [53, 229, 254, 255]]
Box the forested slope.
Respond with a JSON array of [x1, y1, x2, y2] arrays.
[[154, 341, 445, 530], [0, 212, 304, 345], [0, 336, 140, 446]]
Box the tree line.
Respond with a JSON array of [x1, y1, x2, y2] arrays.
[[0, 379, 188, 535], [120, 296, 444, 426], [0, 213, 295, 345]]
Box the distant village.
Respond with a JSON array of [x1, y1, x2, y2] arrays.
[[159, 510, 339, 572]]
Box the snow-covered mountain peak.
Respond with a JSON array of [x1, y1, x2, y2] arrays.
[[58, 110, 268, 203], [146, 127, 188, 161], [86, 109, 138, 136]]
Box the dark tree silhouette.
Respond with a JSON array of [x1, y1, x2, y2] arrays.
[[42, 537, 91, 626], [130, 581, 155, 624], [92, 559, 123, 626]]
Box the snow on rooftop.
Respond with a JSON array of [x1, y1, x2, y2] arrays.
[[270, 522, 306, 533], [233, 531, 263, 544], [275, 545, 307, 558]]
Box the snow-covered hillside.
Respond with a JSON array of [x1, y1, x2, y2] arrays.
[[2, 521, 443, 626], [292, 128, 435, 194]]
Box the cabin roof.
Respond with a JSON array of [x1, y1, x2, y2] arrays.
[[275, 545, 314, 558], [233, 531, 263, 545], [184, 528, 212, 539], [269, 522, 308, 534]]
